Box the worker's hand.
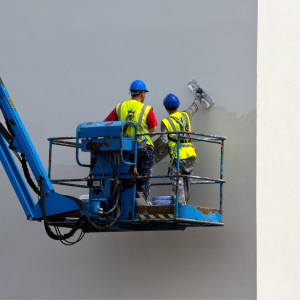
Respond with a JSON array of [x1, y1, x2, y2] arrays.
[[194, 88, 202, 105], [195, 88, 203, 95]]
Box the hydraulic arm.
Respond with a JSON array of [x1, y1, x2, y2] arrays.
[[0, 78, 80, 219]]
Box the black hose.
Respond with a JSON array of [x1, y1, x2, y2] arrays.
[[64, 179, 121, 231], [21, 154, 40, 195], [0, 111, 40, 196], [39, 180, 83, 242], [43, 217, 82, 241]]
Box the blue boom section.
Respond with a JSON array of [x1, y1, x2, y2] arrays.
[[0, 79, 80, 220]]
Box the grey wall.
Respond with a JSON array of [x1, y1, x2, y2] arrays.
[[0, 1, 257, 299]]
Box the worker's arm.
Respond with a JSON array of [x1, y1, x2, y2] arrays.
[[104, 108, 118, 121], [146, 108, 158, 132], [153, 121, 169, 163], [149, 126, 157, 133], [184, 90, 202, 119]]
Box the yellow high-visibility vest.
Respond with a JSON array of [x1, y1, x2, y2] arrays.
[[116, 99, 153, 147], [162, 111, 197, 161]]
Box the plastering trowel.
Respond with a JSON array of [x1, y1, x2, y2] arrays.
[[187, 79, 215, 108]]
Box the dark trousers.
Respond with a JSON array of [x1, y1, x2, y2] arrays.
[[136, 146, 155, 200]]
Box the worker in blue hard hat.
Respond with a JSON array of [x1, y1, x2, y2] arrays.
[[154, 89, 203, 205], [104, 80, 158, 201]]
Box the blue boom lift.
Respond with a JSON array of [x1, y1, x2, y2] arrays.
[[0, 78, 226, 245]]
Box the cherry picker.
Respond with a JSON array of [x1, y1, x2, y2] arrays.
[[0, 78, 225, 245]]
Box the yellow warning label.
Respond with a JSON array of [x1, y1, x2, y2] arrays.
[[8, 98, 15, 109], [138, 214, 174, 220], [158, 214, 165, 219]]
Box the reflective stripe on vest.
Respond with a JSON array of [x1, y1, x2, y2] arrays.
[[116, 99, 153, 146], [162, 111, 197, 160]]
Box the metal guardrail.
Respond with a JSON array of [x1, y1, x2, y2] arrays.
[[47, 126, 226, 217]]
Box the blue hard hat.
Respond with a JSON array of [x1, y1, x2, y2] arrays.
[[129, 80, 149, 92], [163, 93, 180, 109]]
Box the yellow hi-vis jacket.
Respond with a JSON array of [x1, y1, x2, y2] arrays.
[[162, 111, 197, 161], [116, 99, 153, 147]]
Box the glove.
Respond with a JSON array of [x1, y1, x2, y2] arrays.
[[195, 88, 203, 95]]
